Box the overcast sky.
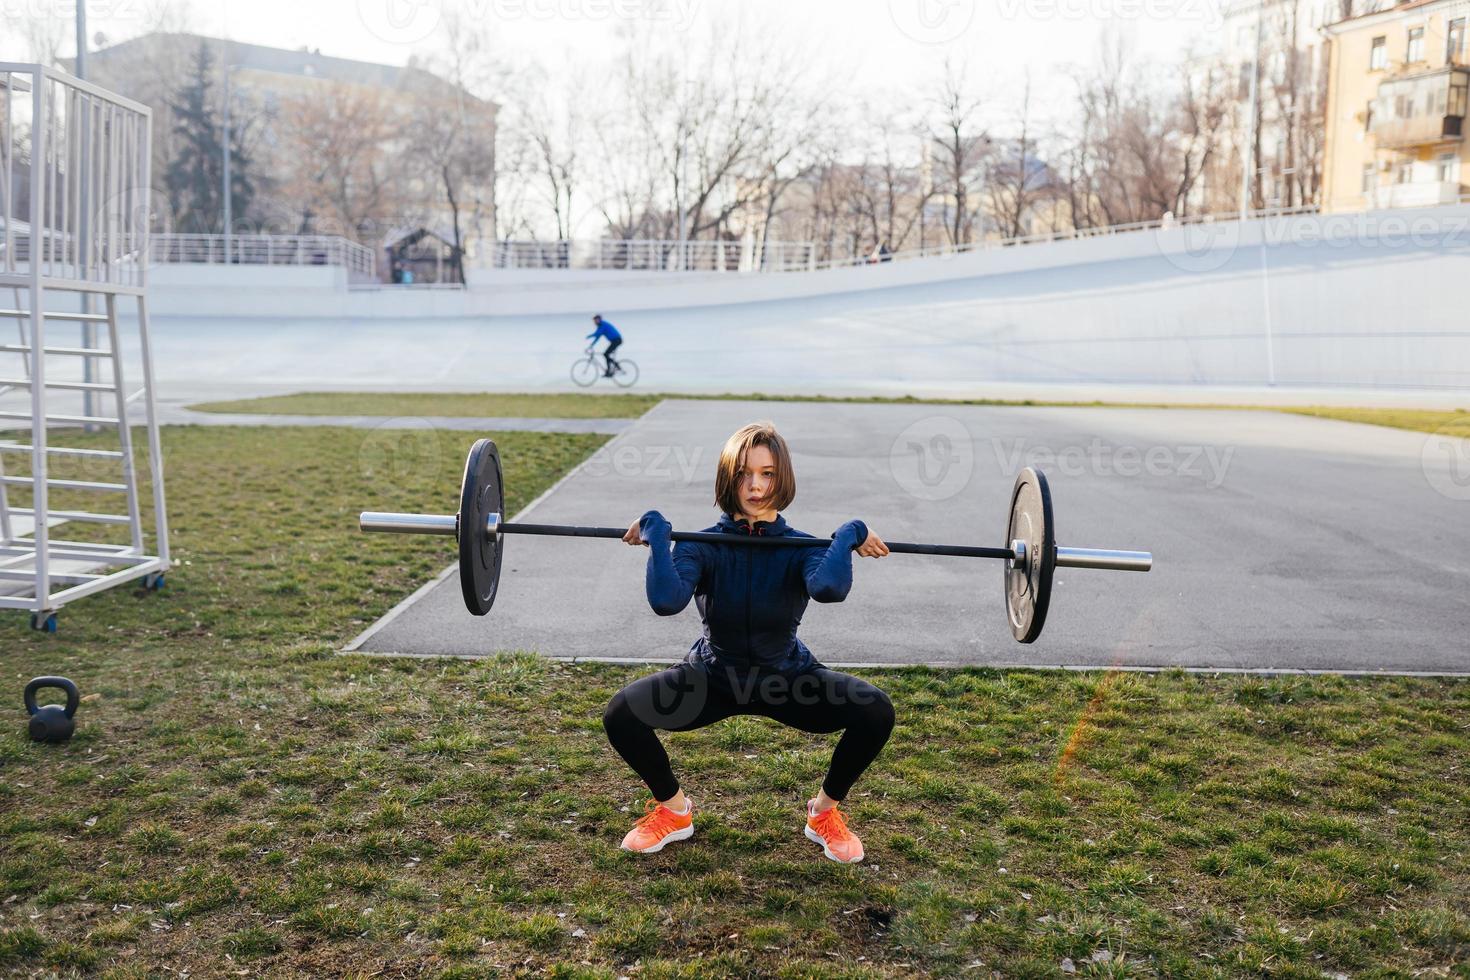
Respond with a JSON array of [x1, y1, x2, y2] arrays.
[[6, 0, 1229, 101]]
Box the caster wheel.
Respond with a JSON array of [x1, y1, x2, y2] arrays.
[[29, 612, 58, 633], [145, 573, 166, 591]]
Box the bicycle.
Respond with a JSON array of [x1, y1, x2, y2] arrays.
[[571, 346, 639, 388]]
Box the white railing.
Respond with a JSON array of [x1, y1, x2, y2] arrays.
[[1367, 181, 1463, 210], [807, 204, 1325, 271], [491, 238, 816, 272], [488, 210, 1328, 276], [149, 233, 376, 278], [0, 64, 172, 624], [348, 281, 464, 292], [2, 63, 153, 290]]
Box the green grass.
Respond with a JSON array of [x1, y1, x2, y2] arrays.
[[0, 423, 1467, 977], [187, 391, 1470, 442], [189, 391, 664, 418]]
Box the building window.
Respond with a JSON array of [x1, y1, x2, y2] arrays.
[[1450, 18, 1466, 63], [1397, 161, 1414, 184], [1370, 35, 1387, 69], [1362, 163, 1376, 193], [1437, 152, 1458, 182], [1407, 26, 1425, 63]]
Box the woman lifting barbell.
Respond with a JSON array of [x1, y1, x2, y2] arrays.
[[603, 421, 895, 862]]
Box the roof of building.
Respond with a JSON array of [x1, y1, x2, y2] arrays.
[[74, 32, 494, 109], [1323, 0, 1444, 31]]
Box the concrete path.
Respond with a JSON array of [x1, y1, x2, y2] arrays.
[[131, 323, 1470, 410], [349, 400, 1470, 675]]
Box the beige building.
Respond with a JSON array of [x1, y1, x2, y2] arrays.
[[73, 33, 497, 252], [1322, 0, 1470, 211]]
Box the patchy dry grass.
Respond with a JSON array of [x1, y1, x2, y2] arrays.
[[187, 391, 1469, 444], [189, 392, 663, 419], [0, 424, 1467, 978], [1278, 406, 1470, 438]]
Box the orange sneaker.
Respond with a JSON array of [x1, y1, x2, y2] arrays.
[[805, 801, 864, 864], [620, 799, 694, 854]]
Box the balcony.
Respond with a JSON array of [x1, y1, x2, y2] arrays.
[[1368, 180, 1463, 209], [1368, 68, 1470, 148]]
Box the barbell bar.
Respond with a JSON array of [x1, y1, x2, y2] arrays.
[[358, 512, 1152, 571], [359, 438, 1153, 643]]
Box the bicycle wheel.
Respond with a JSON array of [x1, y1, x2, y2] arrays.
[[570, 357, 599, 387], [611, 358, 639, 388]]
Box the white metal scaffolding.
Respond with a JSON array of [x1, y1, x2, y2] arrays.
[[0, 63, 169, 631]]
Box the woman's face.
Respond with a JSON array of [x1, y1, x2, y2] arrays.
[[737, 444, 777, 517]]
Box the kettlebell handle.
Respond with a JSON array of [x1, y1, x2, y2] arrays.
[[24, 676, 79, 719]]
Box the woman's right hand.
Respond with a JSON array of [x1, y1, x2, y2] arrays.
[[624, 518, 646, 546]]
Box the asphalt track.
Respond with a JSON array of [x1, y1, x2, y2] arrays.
[[349, 400, 1470, 674]]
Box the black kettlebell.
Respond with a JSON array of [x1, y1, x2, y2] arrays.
[[24, 676, 79, 744]]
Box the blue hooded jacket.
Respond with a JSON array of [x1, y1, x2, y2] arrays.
[[638, 510, 868, 678], [586, 320, 622, 344]]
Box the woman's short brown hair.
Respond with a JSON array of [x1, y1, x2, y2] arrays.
[[714, 422, 796, 516]]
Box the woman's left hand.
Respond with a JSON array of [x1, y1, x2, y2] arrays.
[[856, 529, 889, 559]]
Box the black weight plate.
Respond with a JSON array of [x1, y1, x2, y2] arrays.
[[1004, 466, 1055, 643], [459, 438, 504, 615]]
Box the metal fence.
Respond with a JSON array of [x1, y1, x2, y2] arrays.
[[487, 210, 1330, 275], [74, 199, 1470, 285], [807, 205, 1327, 271], [150, 233, 377, 278], [1, 64, 151, 290], [0, 63, 170, 627], [491, 238, 816, 272]]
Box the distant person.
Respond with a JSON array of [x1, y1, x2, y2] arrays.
[[586, 314, 624, 377], [391, 261, 404, 285], [877, 241, 892, 262], [401, 267, 414, 285]]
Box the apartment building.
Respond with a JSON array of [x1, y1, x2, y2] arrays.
[[1322, 0, 1470, 210]]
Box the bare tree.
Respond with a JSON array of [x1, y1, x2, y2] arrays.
[[985, 74, 1041, 239], [400, 11, 500, 279], [930, 58, 989, 245], [1056, 32, 1234, 228], [1, 7, 67, 65], [278, 85, 399, 241], [1175, 56, 1233, 216], [612, 15, 816, 254]]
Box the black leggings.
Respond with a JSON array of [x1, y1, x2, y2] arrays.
[[602, 339, 622, 371], [603, 663, 895, 802]]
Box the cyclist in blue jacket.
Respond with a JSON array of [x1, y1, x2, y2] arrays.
[[586, 314, 623, 377], [605, 422, 894, 863]]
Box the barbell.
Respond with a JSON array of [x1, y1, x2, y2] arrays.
[[360, 438, 1152, 643]]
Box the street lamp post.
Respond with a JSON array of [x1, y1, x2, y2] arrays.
[[222, 65, 236, 263], [1239, 0, 1264, 219], [76, 0, 96, 425]]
